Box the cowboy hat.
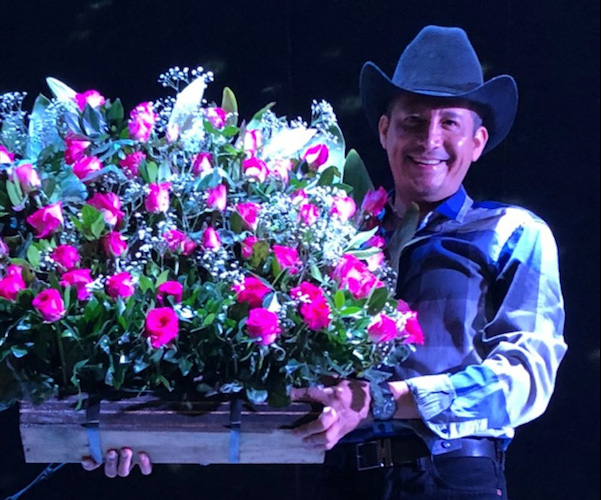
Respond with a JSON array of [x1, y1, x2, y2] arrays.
[[360, 25, 518, 154]]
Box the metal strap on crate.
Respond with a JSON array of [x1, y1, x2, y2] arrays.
[[84, 398, 103, 464], [228, 398, 242, 464]]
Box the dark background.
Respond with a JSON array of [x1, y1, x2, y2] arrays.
[[0, 1, 599, 499]]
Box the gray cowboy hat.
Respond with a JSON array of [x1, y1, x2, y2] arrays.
[[360, 25, 518, 154]]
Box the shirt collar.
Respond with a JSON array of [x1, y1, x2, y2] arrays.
[[432, 185, 473, 222]]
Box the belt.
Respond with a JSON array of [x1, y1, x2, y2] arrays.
[[347, 435, 504, 471]]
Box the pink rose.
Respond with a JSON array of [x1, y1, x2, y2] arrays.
[[157, 281, 183, 304], [144, 307, 179, 348], [128, 102, 157, 142], [367, 314, 398, 343], [366, 252, 385, 272], [269, 159, 293, 184], [330, 196, 357, 222], [291, 190, 308, 205], [235, 202, 260, 231], [291, 282, 331, 331], [243, 130, 262, 155], [119, 151, 146, 178], [234, 277, 270, 308], [51, 245, 80, 271], [164, 229, 197, 255], [87, 192, 124, 226], [32, 289, 65, 322], [74, 90, 106, 111], [64, 133, 91, 165], [0, 145, 14, 164], [206, 184, 227, 212], [192, 152, 213, 177], [0, 237, 8, 258], [332, 254, 383, 299], [302, 143, 329, 170], [241, 236, 259, 259], [361, 187, 389, 216], [272, 245, 301, 274], [0, 265, 26, 301], [201, 227, 221, 250], [204, 107, 227, 129], [102, 232, 128, 258], [73, 156, 103, 181], [246, 308, 281, 346], [60, 269, 93, 300], [397, 300, 425, 345], [298, 203, 320, 226], [145, 183, 171, 213], [106, 271, 135, 299], [12, 164, 41, 195], [26, 203, 64, 239], [243, 156, 269, 183]]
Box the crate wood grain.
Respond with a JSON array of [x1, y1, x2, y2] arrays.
[[19, 396, 325, 464]]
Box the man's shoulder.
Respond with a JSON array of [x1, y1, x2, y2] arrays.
[[469, 199, 549, 230]]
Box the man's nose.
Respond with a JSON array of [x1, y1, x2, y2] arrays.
[[424, 121, 443, 148]]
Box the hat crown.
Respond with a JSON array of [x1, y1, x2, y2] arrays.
[[393, 26, 484, 95]]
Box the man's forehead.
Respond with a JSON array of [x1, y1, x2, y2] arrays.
[[391, 93, 475, 114]]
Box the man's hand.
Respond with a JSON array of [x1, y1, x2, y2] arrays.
[[81, 448, 152, 478], [290, 379, 371, 451]]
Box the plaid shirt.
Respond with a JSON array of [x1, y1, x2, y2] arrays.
[[386, 186, 567, 445]]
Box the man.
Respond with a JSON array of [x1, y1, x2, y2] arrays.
[[290, 25, 567, 500]]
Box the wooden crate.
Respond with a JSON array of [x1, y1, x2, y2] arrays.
[[19, 395, 324, 464]]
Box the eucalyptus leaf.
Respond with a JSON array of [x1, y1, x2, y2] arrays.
[[343, 149, 374, 205], [221, 87, 238, 115]]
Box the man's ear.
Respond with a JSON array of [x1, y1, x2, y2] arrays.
[[378, 115, 390, 150], [471, 126, 489, 162]]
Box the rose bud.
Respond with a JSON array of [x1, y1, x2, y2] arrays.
[[330, 196, 357, 222], [0, 145, 15, 164], [60, 269, 93, 301], [361, 187, 389, 216], [26, 203, 64, 239], [73, 156, 103, 182], [74, 90, 106, 111], [102, 232, 128, 258], [302, 143, 329, 170], [157, 281, 183, 304], [119, 151, 146, 178], [144, 307, 179, 348], [64, 133, 91, 165], [201, 227, 221, 250], [128, 102, 157, 142], [32, 289, 66, 323], [246, 308, 281, 346], [145, 183, 171, 213], [51, 245, 81, 271], [12, 163, 41, 195], [206, 184, 227, 212], [234, 277, 271, 308], [105, 271, 136, 299], [87, 192, 124, 227]]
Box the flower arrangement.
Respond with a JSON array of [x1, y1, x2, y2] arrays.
[[0, 67, 422, 410]]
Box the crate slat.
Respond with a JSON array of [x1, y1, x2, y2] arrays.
[[19, 396, 324, 464]]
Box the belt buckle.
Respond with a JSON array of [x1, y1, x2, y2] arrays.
[[356, 439, 393, 471]]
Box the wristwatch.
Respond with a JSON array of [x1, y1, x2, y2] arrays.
[[370, 381, 397, 420]]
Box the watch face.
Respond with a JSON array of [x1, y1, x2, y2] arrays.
[[373, 396, 396, 420]]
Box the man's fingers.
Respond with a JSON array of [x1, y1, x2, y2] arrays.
[[81, 457, 101, 471], [104, 449, 118, 478], [290, 386, 334, 405], [138, 452, 153, 475], [117, 448, 133, 477], [294, 406, 338, 439]]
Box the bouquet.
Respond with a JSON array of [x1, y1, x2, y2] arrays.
[[0, 66, 423, 410]]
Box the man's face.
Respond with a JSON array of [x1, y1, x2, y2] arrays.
[[378, 94, 489, 209]]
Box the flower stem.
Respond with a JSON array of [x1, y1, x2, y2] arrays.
[[56, 326, 68, 387]]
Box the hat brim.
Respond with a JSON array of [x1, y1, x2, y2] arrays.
[[360, 62, 518, 155]]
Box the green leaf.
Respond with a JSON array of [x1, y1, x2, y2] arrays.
[[146, 161, 159, 184], [343, 149, 374, 206], [26, 244, 41, 268], [221, 87, 238, 115], [347, 247, 382, 260], [367, 286, 389, 315], [11, 346, 28, 358], [247, 102, 276, 130], [309, 263, 324, 283], [6, 180, 24, 207], [317, 166, 340, 187], [334, 290, 346, 310], [340, 306, 363, 317], [138, 276, 154, 294], [46, 77, 77, 102], [106, 98, 124, 123], [155, 270, 170, 286], [203, 313, 216, 326], [346, 227, 379, 251]]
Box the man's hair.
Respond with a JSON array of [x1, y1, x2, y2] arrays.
[[384, 94, 484, 135]]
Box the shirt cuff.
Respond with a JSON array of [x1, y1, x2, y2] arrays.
[[405, 374, 455, 422]]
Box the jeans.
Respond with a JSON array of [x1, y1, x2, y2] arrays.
[[307, 451, 508, 500]]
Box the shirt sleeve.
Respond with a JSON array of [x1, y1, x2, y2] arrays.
[[405, 215, 567, 440]]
